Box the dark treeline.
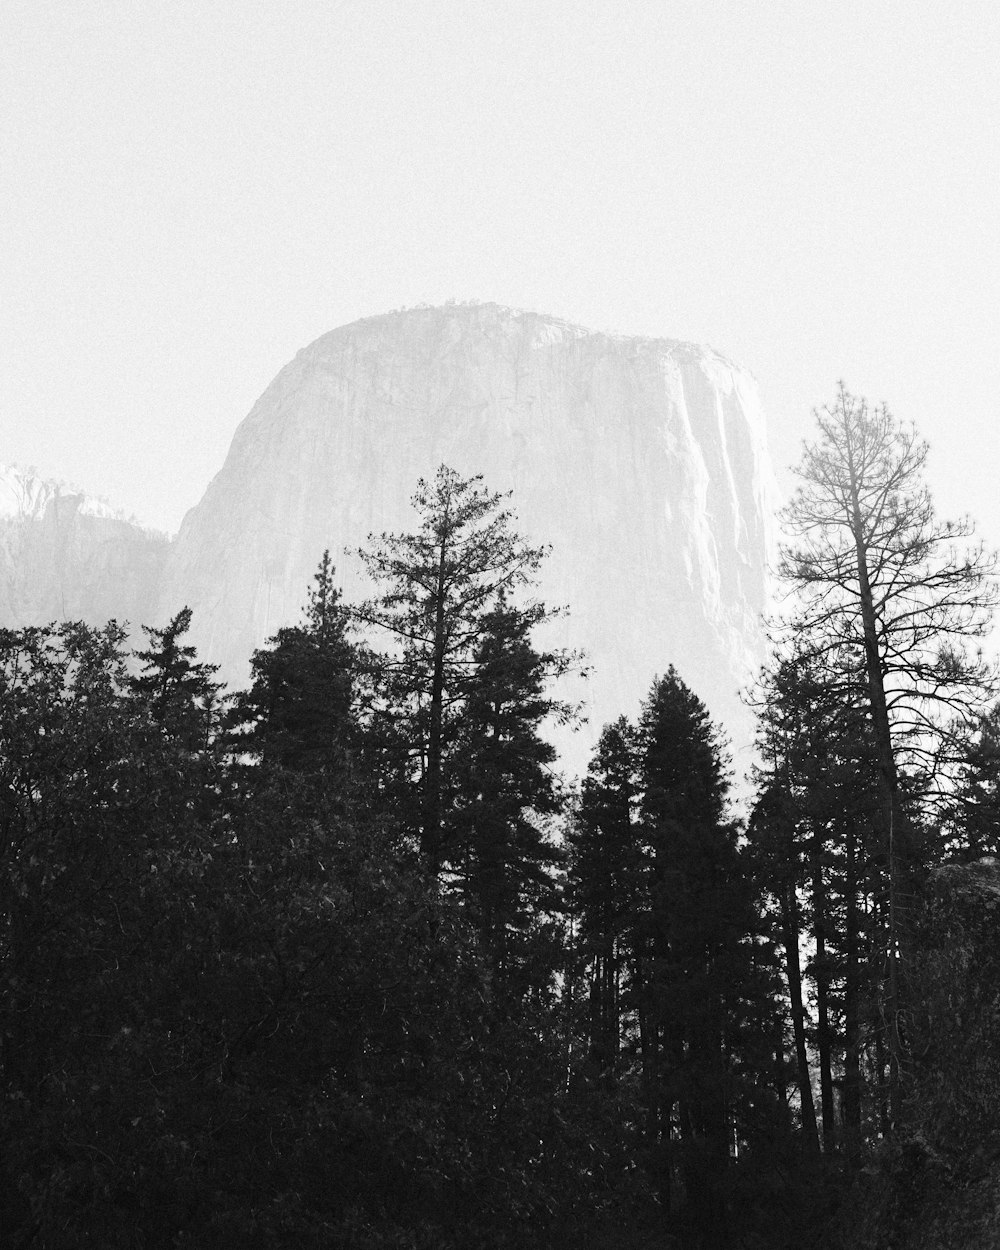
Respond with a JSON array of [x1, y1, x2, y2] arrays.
[[2, 413, 998, 1248]]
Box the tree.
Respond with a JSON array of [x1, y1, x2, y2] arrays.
[[0, 620, 234, 1242], [777, 384, 997, 1121], [355, 465, 571, 875], [946, 703, 1000, 858], [567, 716, 643, 1085], [750, 649, 885, 1158], [566, 672, 778, 1239], [131, 605, 223, 749], [231, 551, 358, 784], [448, 596, 569, 971], [636, 670, 746, 1224]]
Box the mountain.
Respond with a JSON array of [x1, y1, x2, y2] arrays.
[[0, 464, 168, 629], [158, 303, 775, 768]]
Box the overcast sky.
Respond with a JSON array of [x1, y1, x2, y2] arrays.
[[3, 0, 999, 548]]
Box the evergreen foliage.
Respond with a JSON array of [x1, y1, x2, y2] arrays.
[[634, 670, 765, 1239], [775, 384, 998, 1123], [230, 551, 357, 780], [354, 465, 568, 872], [3, 442, 998, 1249], [749, 650, 885, 1156], [448, 597, 567, 971], [131, 605, 223, 748], [946, 703, 1000, 857], [355, 466, 576, 964], [568, 670, 783, 1245], [568, 716, 642, 1084]]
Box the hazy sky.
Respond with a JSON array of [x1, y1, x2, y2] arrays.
[[3, 0, 999, 546]]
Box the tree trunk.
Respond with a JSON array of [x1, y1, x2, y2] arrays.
[[845, 429, 909, 1126], [772, 1007, 790, 1125], [780, 879, 820, 1156], [610, 935, 621, 1073], [588, 952, 603, 1066], [874, 1017, 890, 1138], [811, 824, 835, 1150], [423, 533, 449, 872], [843, 815, 863, 1161]]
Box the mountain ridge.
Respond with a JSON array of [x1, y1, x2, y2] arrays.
[[160, 302, 775, 768], [1, 304, 775, 770], [0, 463, 169, 628]]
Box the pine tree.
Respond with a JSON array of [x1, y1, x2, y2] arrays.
[[131, 606, 223, 749], [635, 667, 756, 1232], [355, 465, 573, 874], [778, 386, 998, 1119], [232, 552, 358, 783], [448, 597, 569, 971], [947, 703, 1000, 858], [749, 650, 885, 1157], [567, 716, 642, 1084]]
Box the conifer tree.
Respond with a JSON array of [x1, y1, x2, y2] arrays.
[[570, 671, 765, 1230], [778, 384, 998, 1121], [567, 716, 642, 1084], [131, 606, 223, 749], [448, 597, 569, 971], [634, 667, 759, 1233], [749, 650, 884, 1157], [947, 703, 1000, 858], [232, 551, 357, 782], [355, 465, 572, 875]]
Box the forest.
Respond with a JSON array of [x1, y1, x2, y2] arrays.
[[3, 387, 1000, 1249]]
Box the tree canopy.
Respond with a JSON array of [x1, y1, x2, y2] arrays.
[[4, 439, 999, 1249]]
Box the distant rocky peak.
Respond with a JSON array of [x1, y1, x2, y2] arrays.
[[0, 463, 169, 631], [2, 305, 776, 772], [0, 463, 150, 528]]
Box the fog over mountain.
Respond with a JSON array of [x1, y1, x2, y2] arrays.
[[3, 304, 776, 769]]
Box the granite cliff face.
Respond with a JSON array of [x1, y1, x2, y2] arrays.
[[159, 304, 775, 765], [0, 465, 167, 629]]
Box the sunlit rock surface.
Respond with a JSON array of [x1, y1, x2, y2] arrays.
[[0, 465, 167, 629], [159, 303, 775, 770]]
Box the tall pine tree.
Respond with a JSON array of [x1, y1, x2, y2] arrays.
[[355, 465, 573, 877], [635, 668, 757, 1235], [448, 597, 569, 972], [567, 716, 642, 1085]]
